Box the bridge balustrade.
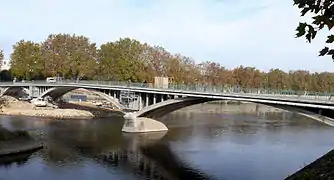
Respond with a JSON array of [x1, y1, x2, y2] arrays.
[[0, 80, 333, 101]]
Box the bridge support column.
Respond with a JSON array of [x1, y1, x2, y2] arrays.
[[138, 94, 143, 110], [28, 85, 33, 98], [122, 113, 168, 133], [145, 94, 149, 107], [153, 94, 156, 104]]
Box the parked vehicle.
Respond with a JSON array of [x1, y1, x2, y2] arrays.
[[46, 77, 57, 83], [31, 98, 47, 107], [19, 96, 31, 101]]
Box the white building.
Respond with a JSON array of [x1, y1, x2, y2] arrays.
[[1, 60, 11, 71]]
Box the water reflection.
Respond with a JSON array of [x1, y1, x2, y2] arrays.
[[0, 107, 334, 180], [0, 150, 37, 168], [99, 133, 214, 180], [27, 119, 211, 179]]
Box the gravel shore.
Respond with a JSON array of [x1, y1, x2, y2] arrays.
[[0, 96, 99, 119]]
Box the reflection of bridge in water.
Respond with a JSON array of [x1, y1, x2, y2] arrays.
[[97, 133, 213, 180], [99, 149, 175, 180], [42, 126, 213, 180], [99, 144, 213, 180]]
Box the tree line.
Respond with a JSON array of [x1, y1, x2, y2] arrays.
[[0, 33, 334, 93]]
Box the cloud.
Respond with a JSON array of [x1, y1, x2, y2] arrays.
[[1, 0, 333, 72]]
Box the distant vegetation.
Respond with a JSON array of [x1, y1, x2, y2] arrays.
[[0, 34, 334, 92]]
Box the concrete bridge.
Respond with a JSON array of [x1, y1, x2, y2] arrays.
[[0, 80, 334, 133]]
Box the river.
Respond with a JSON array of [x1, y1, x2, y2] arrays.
[[0, 104, 334, 180]]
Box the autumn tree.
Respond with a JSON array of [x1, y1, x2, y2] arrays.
[[99, 38, 147, 81], [6, 34, 334, 93], [10, 40, 44, 80], [198, 61, 222, 85], [179, 56, 201, 84], [265, 69, 289, 90], [41, 34, 98, 79], [0, 49, 3, 69], [294, 0, 334, 59], [165, 57, 184, 83]]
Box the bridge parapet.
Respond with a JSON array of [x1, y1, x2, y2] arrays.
[[0, 80, 333, 102]]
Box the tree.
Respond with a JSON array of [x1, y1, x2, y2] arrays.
[[294, 0, 334, 59], [0, 49, 3, 69], [8, 34, 334, 93], [10, 40, 44, 80], [165, 57, 184, 83], [41, 34, 98, 79], [99, 38, 146, 81], [265, 69, 289, 90]]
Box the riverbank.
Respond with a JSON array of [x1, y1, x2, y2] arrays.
[[0, 96, 123, 119], [285, 149, 334, 179], [0, 97, 95, 119]]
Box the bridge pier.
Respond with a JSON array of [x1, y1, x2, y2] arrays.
[[153, 94, 156, 104], [145, 94, 149, 107], [122, 113, 168, 133]]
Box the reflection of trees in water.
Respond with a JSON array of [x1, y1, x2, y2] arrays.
[[0, 126, 33, 141], [36, 141, 84, 166], [98, 149, 175, 180], [140, 142, 214, 180], [98, 135, 214, 180], [40, 125, 214, 180], [37, 119, 126, 166]]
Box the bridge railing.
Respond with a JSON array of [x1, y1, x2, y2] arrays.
[[0, 80, 333, 101]]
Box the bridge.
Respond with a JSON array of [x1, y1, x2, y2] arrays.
[[0, 80, 334, 133]]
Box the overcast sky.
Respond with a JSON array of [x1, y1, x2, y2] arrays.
[[1, 0, 333, 72]]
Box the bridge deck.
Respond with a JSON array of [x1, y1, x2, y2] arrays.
[[0, 81, 333, 105]]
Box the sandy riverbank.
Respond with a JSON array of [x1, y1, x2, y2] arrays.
[[0, 96, 119, 119]]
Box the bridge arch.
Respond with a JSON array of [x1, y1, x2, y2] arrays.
[[38, 87, 125, 110], [123, 97, 334, 133], [0, 87, 30, 98], [135, 97, 214, 119]]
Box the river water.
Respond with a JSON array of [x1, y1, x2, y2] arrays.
[[0, 104, 334, 180]]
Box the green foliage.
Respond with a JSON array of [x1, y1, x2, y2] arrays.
[[7, 33, 334, 92], [294, 0, 334, 59], [0, 49, 3, 69], [0, 49, 3, 60], [10, 40, 44, 80], [98, 38, 145, 81], [42, 34, 98, 79]]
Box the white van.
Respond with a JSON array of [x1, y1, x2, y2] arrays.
[[46, 77, 57, 83], [31, 98, 47, 107]]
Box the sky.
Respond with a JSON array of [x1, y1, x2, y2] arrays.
[[1, 0, 334, 72]]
